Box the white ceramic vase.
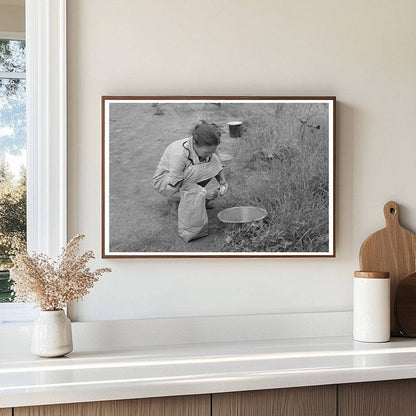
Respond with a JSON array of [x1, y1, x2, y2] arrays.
[[31, 310, 73, 357]]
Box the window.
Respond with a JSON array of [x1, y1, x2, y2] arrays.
[[0, 33, 26, 306], [0, 0, 67, 323]]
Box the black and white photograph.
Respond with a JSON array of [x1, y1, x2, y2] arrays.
[[102, 97, 335, 257]]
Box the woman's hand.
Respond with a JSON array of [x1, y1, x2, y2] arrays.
[[206, 188, 219, 201], [219, 181, 229, 196]]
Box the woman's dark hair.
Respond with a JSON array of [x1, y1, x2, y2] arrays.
[[192, 123, 221, 147]]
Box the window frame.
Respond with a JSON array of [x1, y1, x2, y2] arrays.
[[0, 0, 67, 323], [0, 31, 24, 41]]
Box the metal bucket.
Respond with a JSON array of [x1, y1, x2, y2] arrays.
[[218, 153, 234, 176], [228, 121, 242, 138], [217, 206, 268, 224]]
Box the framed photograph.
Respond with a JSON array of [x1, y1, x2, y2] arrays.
[[102, 96, 336, 258]]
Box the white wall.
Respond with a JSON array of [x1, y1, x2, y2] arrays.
[[67, 0, 416, 322]]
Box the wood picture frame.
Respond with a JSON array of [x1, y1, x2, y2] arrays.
[[102, 96, 336, 258]]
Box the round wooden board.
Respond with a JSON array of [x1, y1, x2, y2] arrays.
[[395, 273, 416, 337]]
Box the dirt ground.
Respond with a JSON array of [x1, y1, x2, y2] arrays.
[[109, 103, 243, 253]]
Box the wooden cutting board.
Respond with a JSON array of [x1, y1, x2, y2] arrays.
[[395, 273, 416, 337], [359, 201, 416, 336]]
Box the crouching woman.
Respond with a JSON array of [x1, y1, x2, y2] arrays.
[[153, 123, 228, 211]]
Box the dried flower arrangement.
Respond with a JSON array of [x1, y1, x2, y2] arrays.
[[10, 234, 111, 311]]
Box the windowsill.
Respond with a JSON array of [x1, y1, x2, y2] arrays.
[[0, 302, 35, 324]]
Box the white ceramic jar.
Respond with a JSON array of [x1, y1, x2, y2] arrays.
[[31, 310, 73, 357], [353, 271, 390, 343]]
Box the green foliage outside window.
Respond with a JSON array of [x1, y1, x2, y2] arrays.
[[0, 38, 27, 302], [0, 161, 26, 302]]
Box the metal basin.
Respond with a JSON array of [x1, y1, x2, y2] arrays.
[[217, 206, 268, 224]]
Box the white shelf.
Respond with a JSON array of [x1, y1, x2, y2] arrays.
[[2, 335, 416, 408]]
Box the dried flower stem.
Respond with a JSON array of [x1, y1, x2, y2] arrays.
[[10, 234, 111, 310]]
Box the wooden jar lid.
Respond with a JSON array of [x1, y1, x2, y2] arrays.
[[354, 271, 390, 279]]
